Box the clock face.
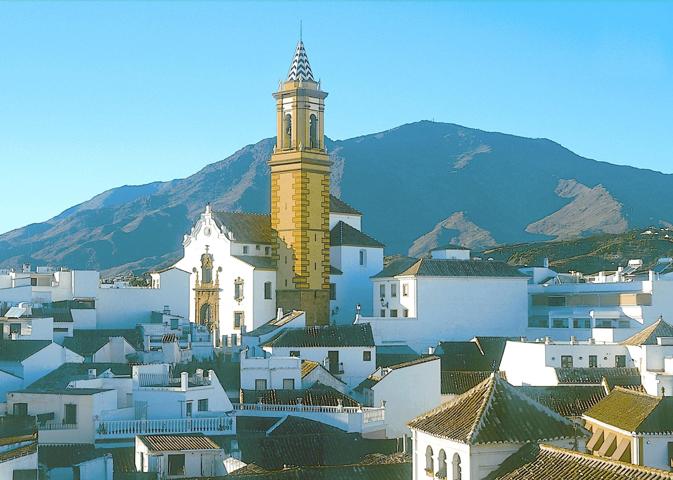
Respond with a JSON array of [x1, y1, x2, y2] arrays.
[[204, 227, 211, 237]]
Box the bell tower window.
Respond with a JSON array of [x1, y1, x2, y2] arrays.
[[309, 114, 318, 148], [283, 113, 292, 148]]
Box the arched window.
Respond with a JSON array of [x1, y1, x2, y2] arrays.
[[425, 445, 434, 474], [452, 453, 462, 480], [309, 114, 318, 148], [438, 450, 447, 479], [199, 304, 212, 327], [283, 113, 292, 148]]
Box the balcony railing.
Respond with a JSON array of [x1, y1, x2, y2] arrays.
[[95, 415, 235, 440], [39, 420, 78, 431]]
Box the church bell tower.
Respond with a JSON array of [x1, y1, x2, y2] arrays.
[[269, 40, 331, 326]]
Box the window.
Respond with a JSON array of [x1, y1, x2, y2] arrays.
[[390, 309, 398, 317], [452, 453, 462, 480], [328, 351, 341, 374], [437, 449, 447, 479], [170, 318, 179, 330], [234, 312, 244, 329], [185, 401, 193, 417], [391, 284, 397, 298], [380, 309, 386, 317], [265, 246, 271, 255], [200, 304, 213, 328], [548, 296, 566, 307], [359, 249, 366, 266], [198, 399, 208, 412], [309, 113, 318, 148], [425, 445, 434, 474], [234, 278, 244, 301], [283, 378, 295, 389], [329, 283, 336, 301], [256, 245, 260, 251], [402, 284, 409, 296], [403, 309, 409, 318], [528, 316, 549, 328], [552, 318, 569, 328], [615, 355, 627, 368], [589, 355, 598, 368], [379, 284, 386, 298], [168, 454, 186, 476], [363, 351, 371, 362], [264, 281, 272, 300], [255, 379, 267, 390], [9, 323, 20, 334], [64, 404, 77, 424], [573, 318, 591, 329], [289, 350, 300, 357], [30, 278, 37, 286], [561, 355, 573, 368], [242, 246, 249, 254], [13, 403, 27, 416], [283, 113, 292, 148]]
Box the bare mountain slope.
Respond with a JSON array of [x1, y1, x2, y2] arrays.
[[2, 121, 672, 275]]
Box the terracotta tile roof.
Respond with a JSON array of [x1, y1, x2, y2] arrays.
[[300, 360, 320, 378], [387, 355, 439, 371], [441, 371, 495, 395], [330, 221, 384, 248], [555, 367, 641, 387], [517, 386, 607, 417], [329, 195, 362, 216], [137, 433, 220, 452], [233, 255, 277, 270], [622, 318, 673, 346], [240, 384, 360, 407], [0, 340, 51, 362], [262, 324, 375, 348], [485, 443, 673, 480], [63, 328, 142, 357], [584, 387, 673, 434], [246, 310, 304, 337], [212, 212, 273, 244], [400, 258, 528, 278], [0, 441, 37, 463], [408, 374, 582, 444], [227, 461, 411, 479]]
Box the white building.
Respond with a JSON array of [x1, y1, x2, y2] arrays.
[[135, 433, 226, 478], [354, 356, 441, 438], [359, 254, 529, 351], [239, 348, 301, 391], [0, 417, 38, 480], [501, 320, 673, 397], [408, 374, 586, 480], [524, 258, 673, 342], [260, 323, 377, 387], [0, 340, 83, 403], [173, 196, 383, 338], [0, 266, 190, 331], [583, 387, 673, 470]]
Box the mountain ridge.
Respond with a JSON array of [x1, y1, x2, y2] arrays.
[[2, 120, 672, 276]]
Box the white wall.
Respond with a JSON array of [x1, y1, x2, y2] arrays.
[[0, 370, 22, 403], [329, 213, 361, 231], [265, 346, 376, 387], [97, 269, 189, 329], [0, 343, 84, 389], [240, 354, 301, 390], [0, 449, 38, 480], [330, 245, 383, 324], [302, 365, 349, 393], [371, 358, 441, 438]]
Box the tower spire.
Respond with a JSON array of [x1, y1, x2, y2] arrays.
[[286, 37, 314, 82]]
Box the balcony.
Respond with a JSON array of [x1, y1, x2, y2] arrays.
[[233, 403, 385, 438], [94, 415, 236, 440]]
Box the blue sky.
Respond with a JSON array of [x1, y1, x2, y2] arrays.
[[1, 1, 671, 233]]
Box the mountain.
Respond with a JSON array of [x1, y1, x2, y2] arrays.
[[480, 227, 673, 274], [2, 121, 673, 276]]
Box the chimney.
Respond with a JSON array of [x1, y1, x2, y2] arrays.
[[144, 335, 151, 353], [88, 368, 97, 379], [588, 338, 596, 345], [163, 305, 170, 315], [543, 258, 549, 268], [180, 371, 189, 391], [427, 346, 435, 355], [276, 308, 284, 321], [570, 335, 577, 345], [544, 336, 552, 345], [195, 369, 204, 382]]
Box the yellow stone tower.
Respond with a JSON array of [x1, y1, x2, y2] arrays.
[[269, 40, 331, 326]]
